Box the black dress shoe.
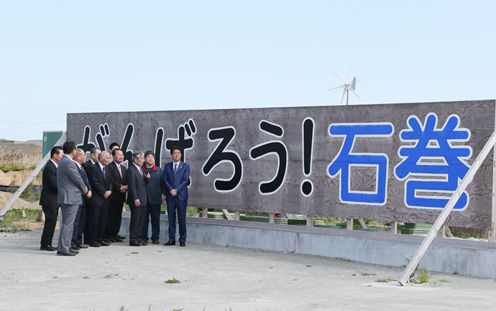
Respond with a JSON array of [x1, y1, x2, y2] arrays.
[[89, 242, 101, 247], [117, 235, 126, 240], [40, 245, 57, 251], [79, 244, 89, 249], [129, 241, 141, 246], [140, 240, 148, 246], [99, 241, 110, 246], [71, 245, 81, 250], [179, 242, 186, 247], [69, 248, 80, 254], [164, 240, 175, 246], [152, 239, 159, 245], [57, 251, 76, 256]]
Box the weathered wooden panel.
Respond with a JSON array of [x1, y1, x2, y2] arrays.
[[66, 100, 496, 228]]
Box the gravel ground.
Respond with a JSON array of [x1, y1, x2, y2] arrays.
[[1, 229, 496, 311]]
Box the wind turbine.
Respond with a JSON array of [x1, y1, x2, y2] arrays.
[[327, 67, 363, 105]]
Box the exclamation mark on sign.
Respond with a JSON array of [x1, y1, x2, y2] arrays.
[[301, 117, 314, 197]]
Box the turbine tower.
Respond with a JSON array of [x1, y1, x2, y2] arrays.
[[328, 67, 363, 105]]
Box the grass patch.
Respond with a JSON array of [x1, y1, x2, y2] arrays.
[[0, 208, 38, 231], [0, 163, 32, 172], [19, 182, 41, 202], [411, 268, 431, 284], [186, 206, 200, 217], [165, 277, 181, 284]]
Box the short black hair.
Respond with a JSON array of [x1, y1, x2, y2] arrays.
[[111, 148, 123, 156], [170, 146, 182, 155], [144, 150, 155, 158], [109, 142, 120, 150], [62, 141, 76, 154], [50, 146, 63, 158]]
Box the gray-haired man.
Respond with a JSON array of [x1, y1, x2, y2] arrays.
[[57, 141, 88, 256]]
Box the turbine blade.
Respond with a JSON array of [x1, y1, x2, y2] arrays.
[[327, 84, 345, 91], [351, 89, 360, 99], [351, 77, 357, 90], [332, 70, 346, 84]]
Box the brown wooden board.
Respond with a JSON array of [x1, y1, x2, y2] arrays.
[[67, 100, 496, 228]]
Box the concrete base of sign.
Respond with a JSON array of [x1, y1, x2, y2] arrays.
[[121, 214, 496, 279]]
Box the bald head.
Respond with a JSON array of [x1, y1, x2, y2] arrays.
[[75, 148, 86, 164]]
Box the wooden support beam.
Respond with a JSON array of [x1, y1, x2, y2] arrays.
[[445, 226, 453, 238], [346, 218, 354, 230], [358, 218, 368, 229], [390, 222, 398, 234], [438, 225, 447, 238], [306, 215, 314, 227], [269, 213, 275, 224], [234, 211, 240, 221], [202, 208, 209, 219], [222, 209, 233, 220]]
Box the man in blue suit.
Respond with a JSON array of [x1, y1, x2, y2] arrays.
[[163, 146, 190, 247]]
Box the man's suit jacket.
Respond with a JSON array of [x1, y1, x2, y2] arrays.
[[78, 165, 91, 191], [127, 163, 147, 207], [77, 164, 91, 206], [107, 161, 127, 204], [40, 160, 58, 208], [88, 162, 111, 208], [163, 161, 190, 201], [82, 160, 96, 175], [57, 155, 87, 205]]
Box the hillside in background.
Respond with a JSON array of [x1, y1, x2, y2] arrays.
[[0, 139, 42, 211], [0, 139, 42, 186]]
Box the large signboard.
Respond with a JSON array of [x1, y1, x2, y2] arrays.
[[67, 100, 496, 228]]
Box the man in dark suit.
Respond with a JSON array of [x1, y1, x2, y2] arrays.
[[87, 151, 112, 247], [106, 148, 128, 242], [82, 147, 101, 175], [39, 146, 64, 251], [163, 146, 190, 247], [82, 147, 100, 244], [72, 148, 92, 250], [127, 151, 147, 246]]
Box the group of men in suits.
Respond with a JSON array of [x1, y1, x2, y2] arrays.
[[39, 140, 191, 256]]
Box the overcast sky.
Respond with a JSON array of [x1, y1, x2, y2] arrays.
[[1, 0, 495, 140]]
